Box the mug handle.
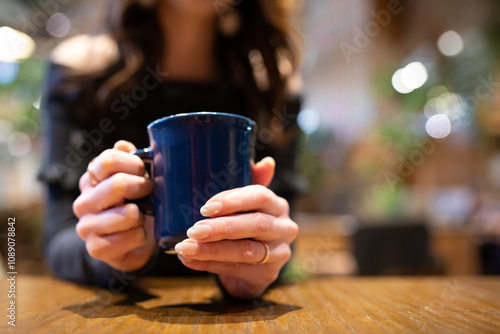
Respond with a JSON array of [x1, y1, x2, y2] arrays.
[[128, 147, 154, 215]]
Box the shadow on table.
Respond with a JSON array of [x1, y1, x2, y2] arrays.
[[63, 285, 301, 324]]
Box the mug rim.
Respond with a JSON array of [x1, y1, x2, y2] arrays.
[[147, 111, 256, 130]]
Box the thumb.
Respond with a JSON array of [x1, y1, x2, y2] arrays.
[[252, 157, 275, 187]]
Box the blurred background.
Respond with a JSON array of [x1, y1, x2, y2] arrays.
[[1, 0, 500, 278]]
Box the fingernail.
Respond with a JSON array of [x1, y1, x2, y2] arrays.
[[174, 240, 198, 256], [200, 201, 222, 216], [187, 224, 211, 240]]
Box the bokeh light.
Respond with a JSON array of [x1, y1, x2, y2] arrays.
[[0, 61, 19, 85], [0, 26, 36, 62], [7, 132, 32, 156], [391, 69, 413, 94], [401, 62, 428, 90], [426, 85, 449, 100], [46, 13, 71, 38], [298, 109, 320, 134], [425, 114, 452, 139], [437, 30, 464, 56], [392, 62, 428, 94], [424, 92, 467, 121]]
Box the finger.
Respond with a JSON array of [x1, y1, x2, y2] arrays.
[[200, 184, 289, 218], [177, 256, 278, 286], [113, 140, 137, 152], [73, 173, 153, 217], [252, 157, 275, 187], [76, 203, 143, 239], [177, 243, 291, 283], [91, 149, 146, 184], [174, 239, 271, 264], [85, 227, 147, 262], [79, 172, 96, 192], [186, 213, 298, 243], [217, 275, 267, 300]]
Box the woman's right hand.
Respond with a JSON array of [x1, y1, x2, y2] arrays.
[[73, 140, 156, 273]]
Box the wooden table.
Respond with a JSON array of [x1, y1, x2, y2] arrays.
[[1, 275, 499, 333]]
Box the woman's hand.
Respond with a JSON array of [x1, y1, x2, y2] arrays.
[[175, 157, 299, 299], [73, 140, 156, 272]]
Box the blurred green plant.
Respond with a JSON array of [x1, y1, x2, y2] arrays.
[[0, 57, 44, 160], [281, 258, 312, 283], [364, 182, 410, 220], [297, 129, 335, 190], [0, 57, 44, 119]]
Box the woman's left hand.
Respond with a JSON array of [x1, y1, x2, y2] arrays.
[[174, 157, 299, 299]]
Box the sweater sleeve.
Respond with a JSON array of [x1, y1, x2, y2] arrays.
[[38, 63, 150, 287]]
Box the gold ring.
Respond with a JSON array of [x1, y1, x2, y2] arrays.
[[87, 158, 100, 186], [254, 240, 270, 265]]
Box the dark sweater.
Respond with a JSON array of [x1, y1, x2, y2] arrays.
[[38, 62, 301, 288]]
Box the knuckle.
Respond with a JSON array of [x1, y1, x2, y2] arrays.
[[100, 150, 117, 172], [79, 173, 87, 191], [274, 244, 292, 264], [288, 221, 299, 240], [86, 240, 105, 260], [110, 173, 128, 194], [125, 203, 142, 223], [254, 213, 271, 234], [132, 156, 146, 174], [280, 198, 290, 215], [73, 197, 84, 218], [281, 246, 292, 263], [75, 221, 88, 239], [257, 186, 273, 205]]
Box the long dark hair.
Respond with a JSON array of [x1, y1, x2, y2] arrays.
[[94, 0, 301, 141]]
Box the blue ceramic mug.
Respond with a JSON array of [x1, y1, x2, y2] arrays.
[[133, 112, 256, 253]]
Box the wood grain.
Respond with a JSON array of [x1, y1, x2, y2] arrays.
[[1, 276, 499, 333]]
